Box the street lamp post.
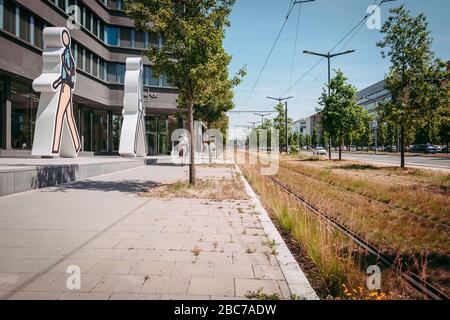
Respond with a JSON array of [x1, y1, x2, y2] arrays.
[[303, 49, 355, 159], [266, 96, 293, 153], [254, 112, 271, 127]]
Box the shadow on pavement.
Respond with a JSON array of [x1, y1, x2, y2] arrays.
[[47, 179, 159, 194]]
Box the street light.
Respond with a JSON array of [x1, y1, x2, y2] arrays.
[[247, 121, 258, 129], [266, 96, 294, 153], [303, 49, 355, 158], [254, 112, 271, 127]]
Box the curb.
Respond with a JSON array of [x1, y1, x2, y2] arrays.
[[235, 165, 319, 300]]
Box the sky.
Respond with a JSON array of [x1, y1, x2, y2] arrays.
[[223, 0, 450, 138]]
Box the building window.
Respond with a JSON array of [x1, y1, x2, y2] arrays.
[[3, 0, 15, 34], [33, 17, 44, 48], [19, 8, 29, 42], [144, 66, 159, 86], [77, 46, 84, 70], [106, 26, 117, 46], [135, 30, 145, 49], [117, 63, 125, 84], [92, 55, 99, 78], [107, 63, 116, 83], [120, 27, 131, 47], [99, 60, 106, 81], [85, 50, 91, 74], [10, 81, 38, 150]]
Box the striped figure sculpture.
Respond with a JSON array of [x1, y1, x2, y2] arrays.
[[32, 27, 81, 158], [119, 57, 148, 157]]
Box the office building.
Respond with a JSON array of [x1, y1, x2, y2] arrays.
[[0, 0, 180, 156]]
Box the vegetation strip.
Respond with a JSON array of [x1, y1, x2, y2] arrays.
[[280, 160, 449, 230], [269, 176, 449, 300]]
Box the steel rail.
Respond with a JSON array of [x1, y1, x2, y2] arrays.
[[268, 176, 449, 300]]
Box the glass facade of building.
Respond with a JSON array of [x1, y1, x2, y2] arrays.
[[0, 0, 179, 155]]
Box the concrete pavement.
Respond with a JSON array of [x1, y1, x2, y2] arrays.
[[0, 156, 315, 300]]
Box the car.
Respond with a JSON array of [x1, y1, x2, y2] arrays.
[[312, 147, 328, 156], [341, 146, 347, 151], [424, 145, 438, 154], [349, 145, 357, 152], [411, 145, 426, 153], [384, 145, 398, 152]]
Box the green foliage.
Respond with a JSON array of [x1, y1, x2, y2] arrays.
[[311, 127, 319, 147], [318, 70, 370, 159], [305, 134, 311, 148], [124, 0, 244, 183], [298, 133, 305, 149], [272, 103, 293, 151], [377, 5, 449, 164]]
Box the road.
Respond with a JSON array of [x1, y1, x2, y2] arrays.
[[305, 152, 450, 170]]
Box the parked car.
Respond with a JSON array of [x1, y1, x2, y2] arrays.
[[410, 145, 426, 153], [341, 146, 348, 151], [384, 145, 398, 152], [312, 147, 328, 156], [349, 145, 357, 152], [424, 145, 438, 154]]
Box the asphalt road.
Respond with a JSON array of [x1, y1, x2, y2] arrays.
[[306, 151, 450, 170]]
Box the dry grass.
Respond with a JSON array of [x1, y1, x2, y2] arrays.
[[240, 163, 416, 299], [138, 176, 249, 200], [240, 151, 450, 298], [281, 155, 450, 226]]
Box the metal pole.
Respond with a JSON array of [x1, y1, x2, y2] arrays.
[[327, 54, 332, 159], [285, 101, 288, 153]]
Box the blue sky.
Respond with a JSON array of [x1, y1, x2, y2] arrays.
[[223, 0, 450, 136]]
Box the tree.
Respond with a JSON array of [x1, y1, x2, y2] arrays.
[[318, 70, 369, 160], [319, 132, 327, 148], [298, 134, 305, 150], [305, 134, 311, 149], [311, 127, 319, 148], [377, 5, 449, 167], [272, 102, 293, 152], [125, 0, 242, 185]]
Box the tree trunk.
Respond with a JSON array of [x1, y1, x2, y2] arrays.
[[188, 100, 196, 185], [338, 137, 342, 161], [328, 138, 332, 160], [400, 124, 405, 168]]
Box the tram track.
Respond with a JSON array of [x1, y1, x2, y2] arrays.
[[268, 175, 449, 300]]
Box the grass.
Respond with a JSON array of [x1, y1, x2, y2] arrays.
[[241, 151, 449, 298], [281, 156, 450, 226], [241, 163, 368, 298], [138, 176, 249, 200]]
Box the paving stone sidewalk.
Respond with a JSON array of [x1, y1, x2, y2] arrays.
[[0, 157, 312, 300]]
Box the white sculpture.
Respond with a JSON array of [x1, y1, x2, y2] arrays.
[[119, 57, 148, 157], [32, 27, 81, 158]]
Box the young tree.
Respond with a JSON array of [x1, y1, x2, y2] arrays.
[[377, 5, 449, 167], [272, 102, 293, 152], [125, 0, 242, 185], [298, 133, 305, 150], [319, 132, 327, 148], [311, 127, 319, 148], [305, 134, 311, 149], [318, 70, 368, 160]]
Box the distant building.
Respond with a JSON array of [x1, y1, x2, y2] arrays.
[[356, 80, 391, 120], [292, 113, 321, 138]]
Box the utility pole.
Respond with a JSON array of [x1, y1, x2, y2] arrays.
[[267, 96, 293, 153], [254, 113, 271, 127], [303, 49, 355, 159]]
